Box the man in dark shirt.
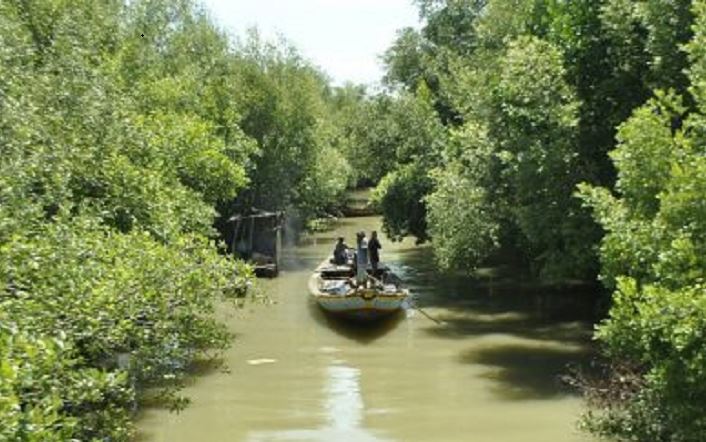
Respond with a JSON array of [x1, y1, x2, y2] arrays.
[[333, 237, 348, 265], [368, 231, 382, 275]]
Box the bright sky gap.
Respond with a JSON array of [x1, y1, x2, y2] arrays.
[[202, 0, 421, 86]]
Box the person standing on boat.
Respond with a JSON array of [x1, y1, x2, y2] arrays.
[[368, 231, 382, 276], [368, 230, 382, 278], [355, 231, 369, 286]]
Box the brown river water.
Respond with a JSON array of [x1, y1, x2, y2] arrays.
[[137, 216, 598, 442]]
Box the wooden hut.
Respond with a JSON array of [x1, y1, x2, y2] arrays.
[[229, 209, 284, 278]]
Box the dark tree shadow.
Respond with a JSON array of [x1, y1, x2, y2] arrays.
[[184, 357, 229, 383], [427, 314, 594, 343], [395, 245, 601, 331], [135, 356, 228, 413], [460, 344, 592, 400]]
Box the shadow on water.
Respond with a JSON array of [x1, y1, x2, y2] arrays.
[[460, 344, 592, 400], [307, 298, 405, 345], [290, 217, 599, 400], [135, 356, 227, 412], [395, 244, 600, 325], [131, 355, 230, 441], [391, 244, 599, 400], [426, 311, 594, 343]]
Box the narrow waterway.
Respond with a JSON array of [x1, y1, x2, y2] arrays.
[[137, 216, 597, 442]]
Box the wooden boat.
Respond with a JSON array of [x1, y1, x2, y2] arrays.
[[309, 257, 409, 321]]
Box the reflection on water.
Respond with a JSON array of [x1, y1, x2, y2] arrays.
[[247, 363, 391, 442], [136, 216, 597, 442], [325, 365, 364, 431]]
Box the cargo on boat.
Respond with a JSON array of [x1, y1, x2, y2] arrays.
[[308, 254, 409, 321]]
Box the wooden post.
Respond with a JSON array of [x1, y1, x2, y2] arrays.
[[232, 218, 242, 257], [248, 216, 255, 258], [275, 227, 282, 270]]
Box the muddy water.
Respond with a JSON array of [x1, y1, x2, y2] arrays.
[[137, 216, 597, 442]]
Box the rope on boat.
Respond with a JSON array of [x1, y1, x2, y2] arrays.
[[407, 297, 445, 326], [414, 306, 445, 326]]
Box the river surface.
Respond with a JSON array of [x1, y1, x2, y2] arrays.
[[137, 216, 597, 442]]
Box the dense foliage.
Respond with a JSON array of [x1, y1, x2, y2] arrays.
[[372, 0, 596, 278], [368, 0, 697, 281], [0, 0, 353, 439], [576, 3, 706, 436]]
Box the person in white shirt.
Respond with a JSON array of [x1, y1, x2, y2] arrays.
[[355, 231, 368, 286]]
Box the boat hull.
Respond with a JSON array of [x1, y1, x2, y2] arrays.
[[315, 293, 406, 321]]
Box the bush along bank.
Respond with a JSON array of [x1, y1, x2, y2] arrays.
[[0, 0, 257, 439], [0, 219, 253, 440]]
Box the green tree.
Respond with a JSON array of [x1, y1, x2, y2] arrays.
[[578, 93, 706, 442], [229, 33, 351, 221], [576, 2, 706, 433], [377, 0, 698, 281], [371, 84, 447, 242], [426, 123, 501, 270]]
